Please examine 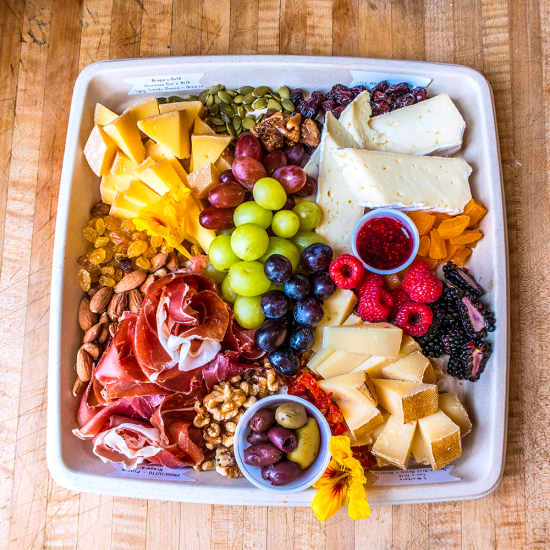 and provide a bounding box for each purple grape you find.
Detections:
[264,254,293,284]
[272,165,306,194]
[284,273,311,300]
[300,243,333,272]
[293,298,324,326]
[289,325,316,353]
[235,134,263,161]
[220,170,239,184]
[283,144,305,166]
[268,347,300,376]
[254,319,288,352]
[261,290,291,318]
[263,150,287,176]
[309,271,337,301]
[295,175,318,197]
[232,156,267,189]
